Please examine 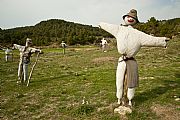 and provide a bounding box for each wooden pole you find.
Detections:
[27,52,40,86]
[63,48,65,54]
